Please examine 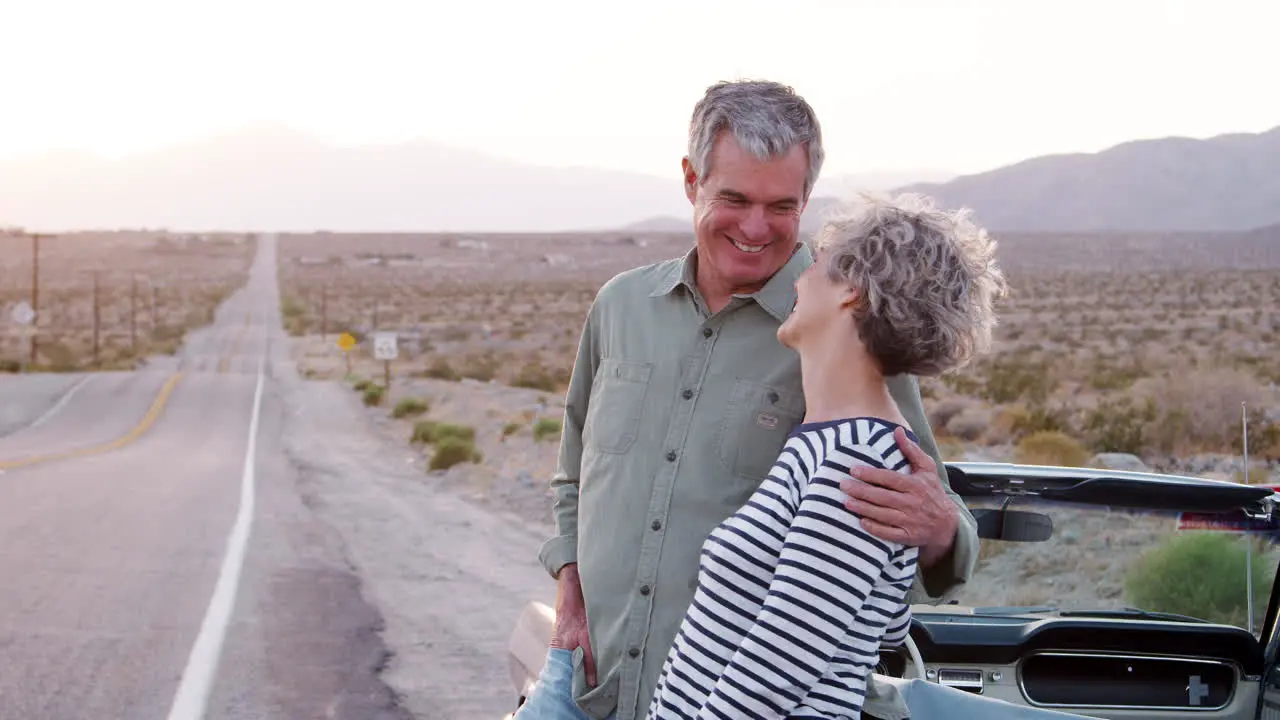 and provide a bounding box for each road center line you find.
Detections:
[10,374,95,437]
[0,373,182,471]
[166,348,265,720]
